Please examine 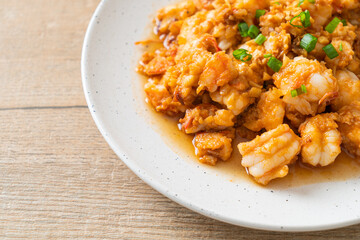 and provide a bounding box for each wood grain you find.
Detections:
[1,0,360,239]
